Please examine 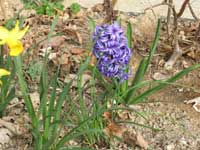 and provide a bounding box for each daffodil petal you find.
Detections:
[7,40,23,56]
[16,25,29,40]
[0,39,6,45]
[10,21,29,40]
[0,26,8,40]
[10,20,20,33]
[0,69,10,77]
